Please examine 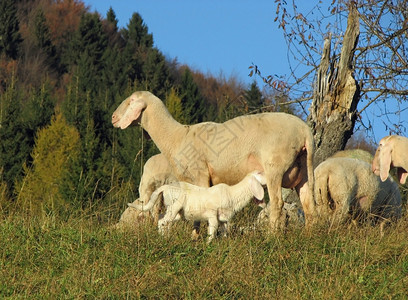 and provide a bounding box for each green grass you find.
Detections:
[2,211,408,299]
